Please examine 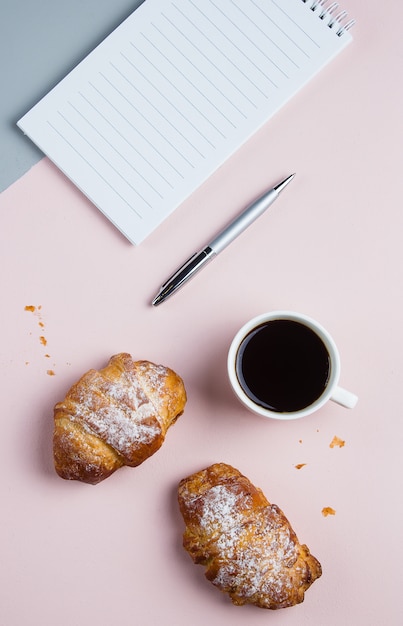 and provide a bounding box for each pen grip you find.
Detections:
[169,248,215,287]
[154,247,216,304]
